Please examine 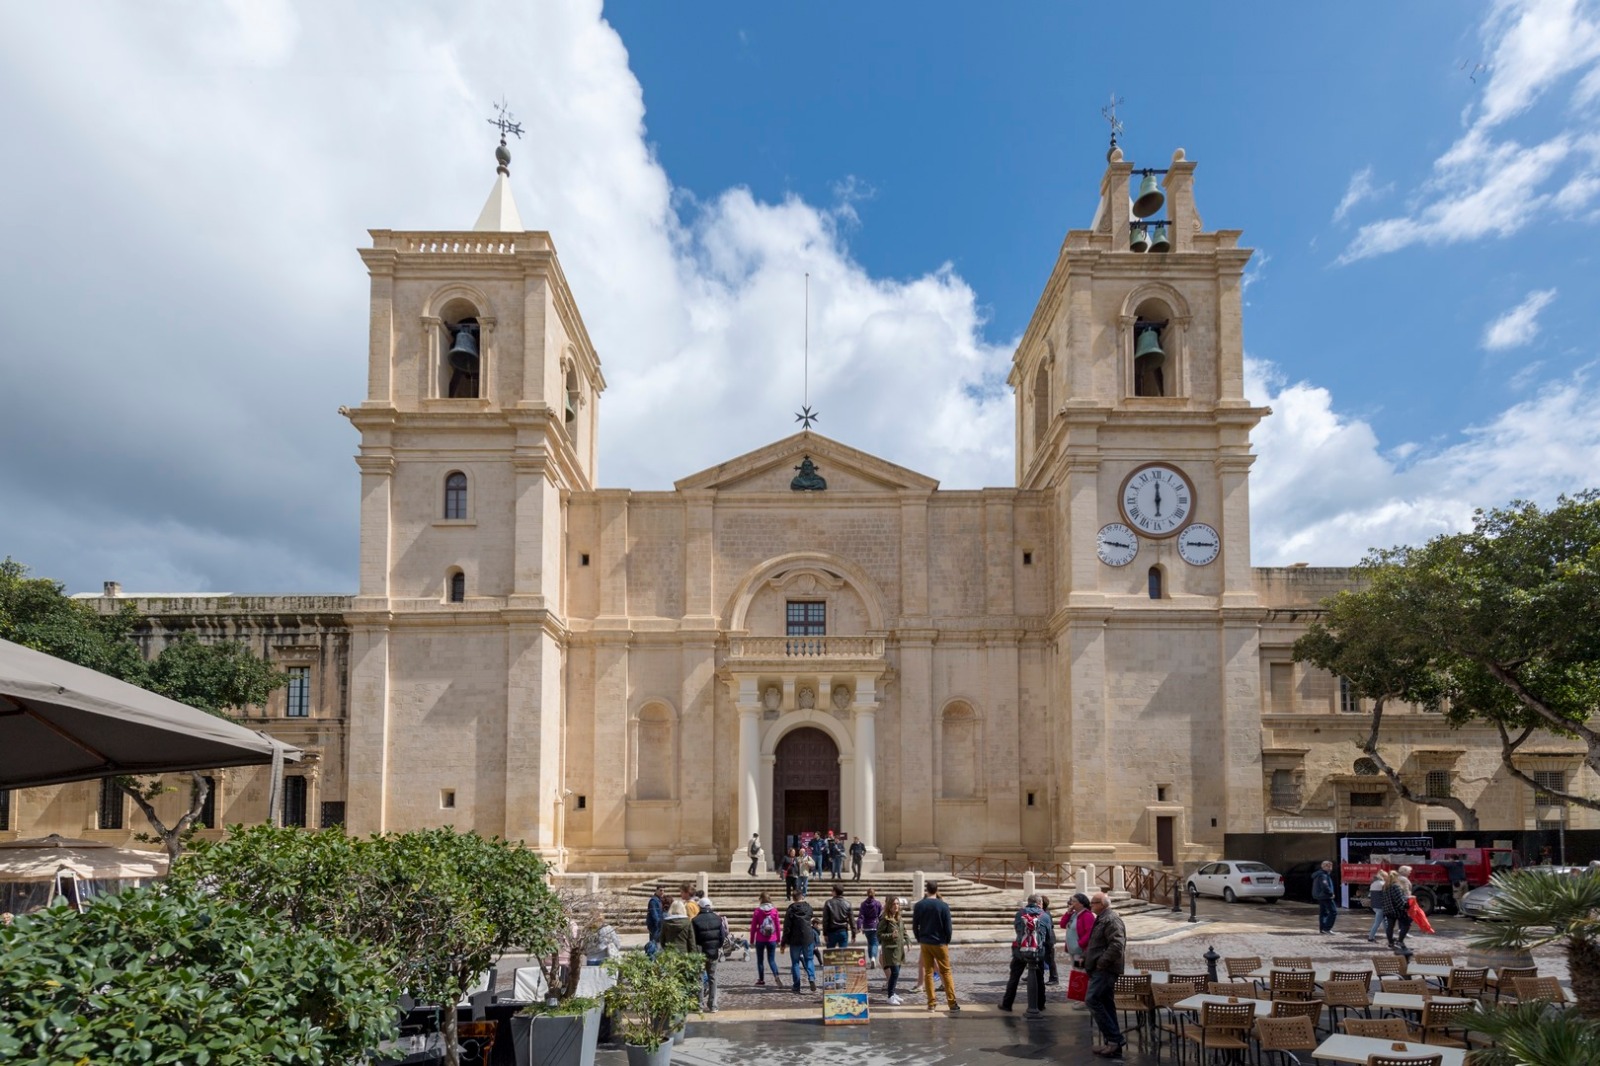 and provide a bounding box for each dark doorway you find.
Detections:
[773,727,840,847]
[1156,816,1175,867]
